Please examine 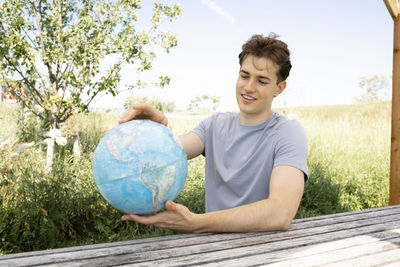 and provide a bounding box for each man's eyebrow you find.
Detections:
[240,69,271,81]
